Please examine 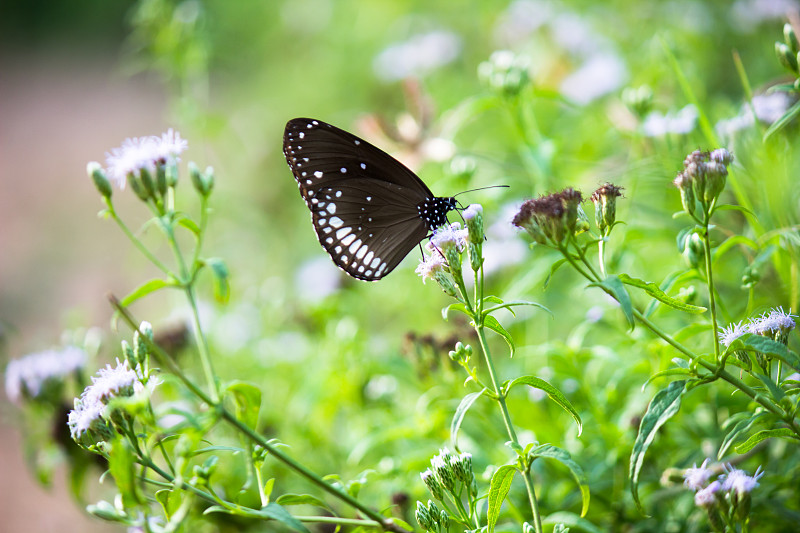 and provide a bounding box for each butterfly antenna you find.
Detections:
[453,184,510,198]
